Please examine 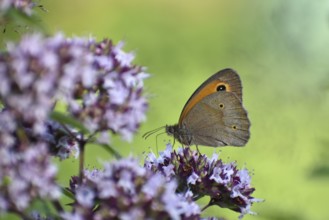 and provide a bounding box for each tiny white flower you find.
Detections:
[163,164,175,179]
[113,41,135,67]
[187,172,199,185]
[117,170,135,194]
[76,186,95,208]
[95,55,113,71]
[142,174,163,197]
[98,181,118,198]
[61,212,83,220]
[209,167,223,183]
[209,152,219,164]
